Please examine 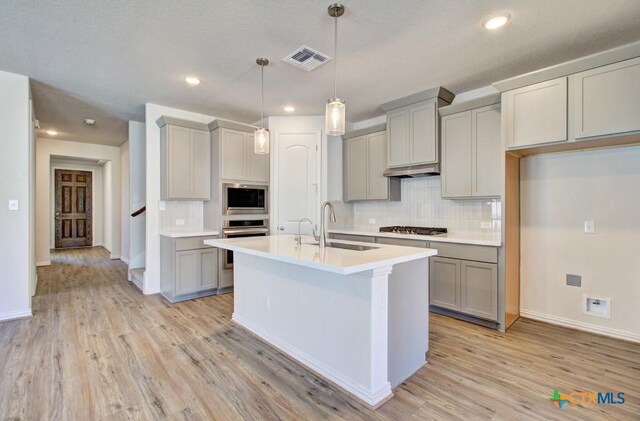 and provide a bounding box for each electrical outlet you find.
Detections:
[8,199,19,211]
[480,221,492,229]
[159,201,166,211]
[584,220,596,234]
[175,219,185,226]
[368,218,376,225]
